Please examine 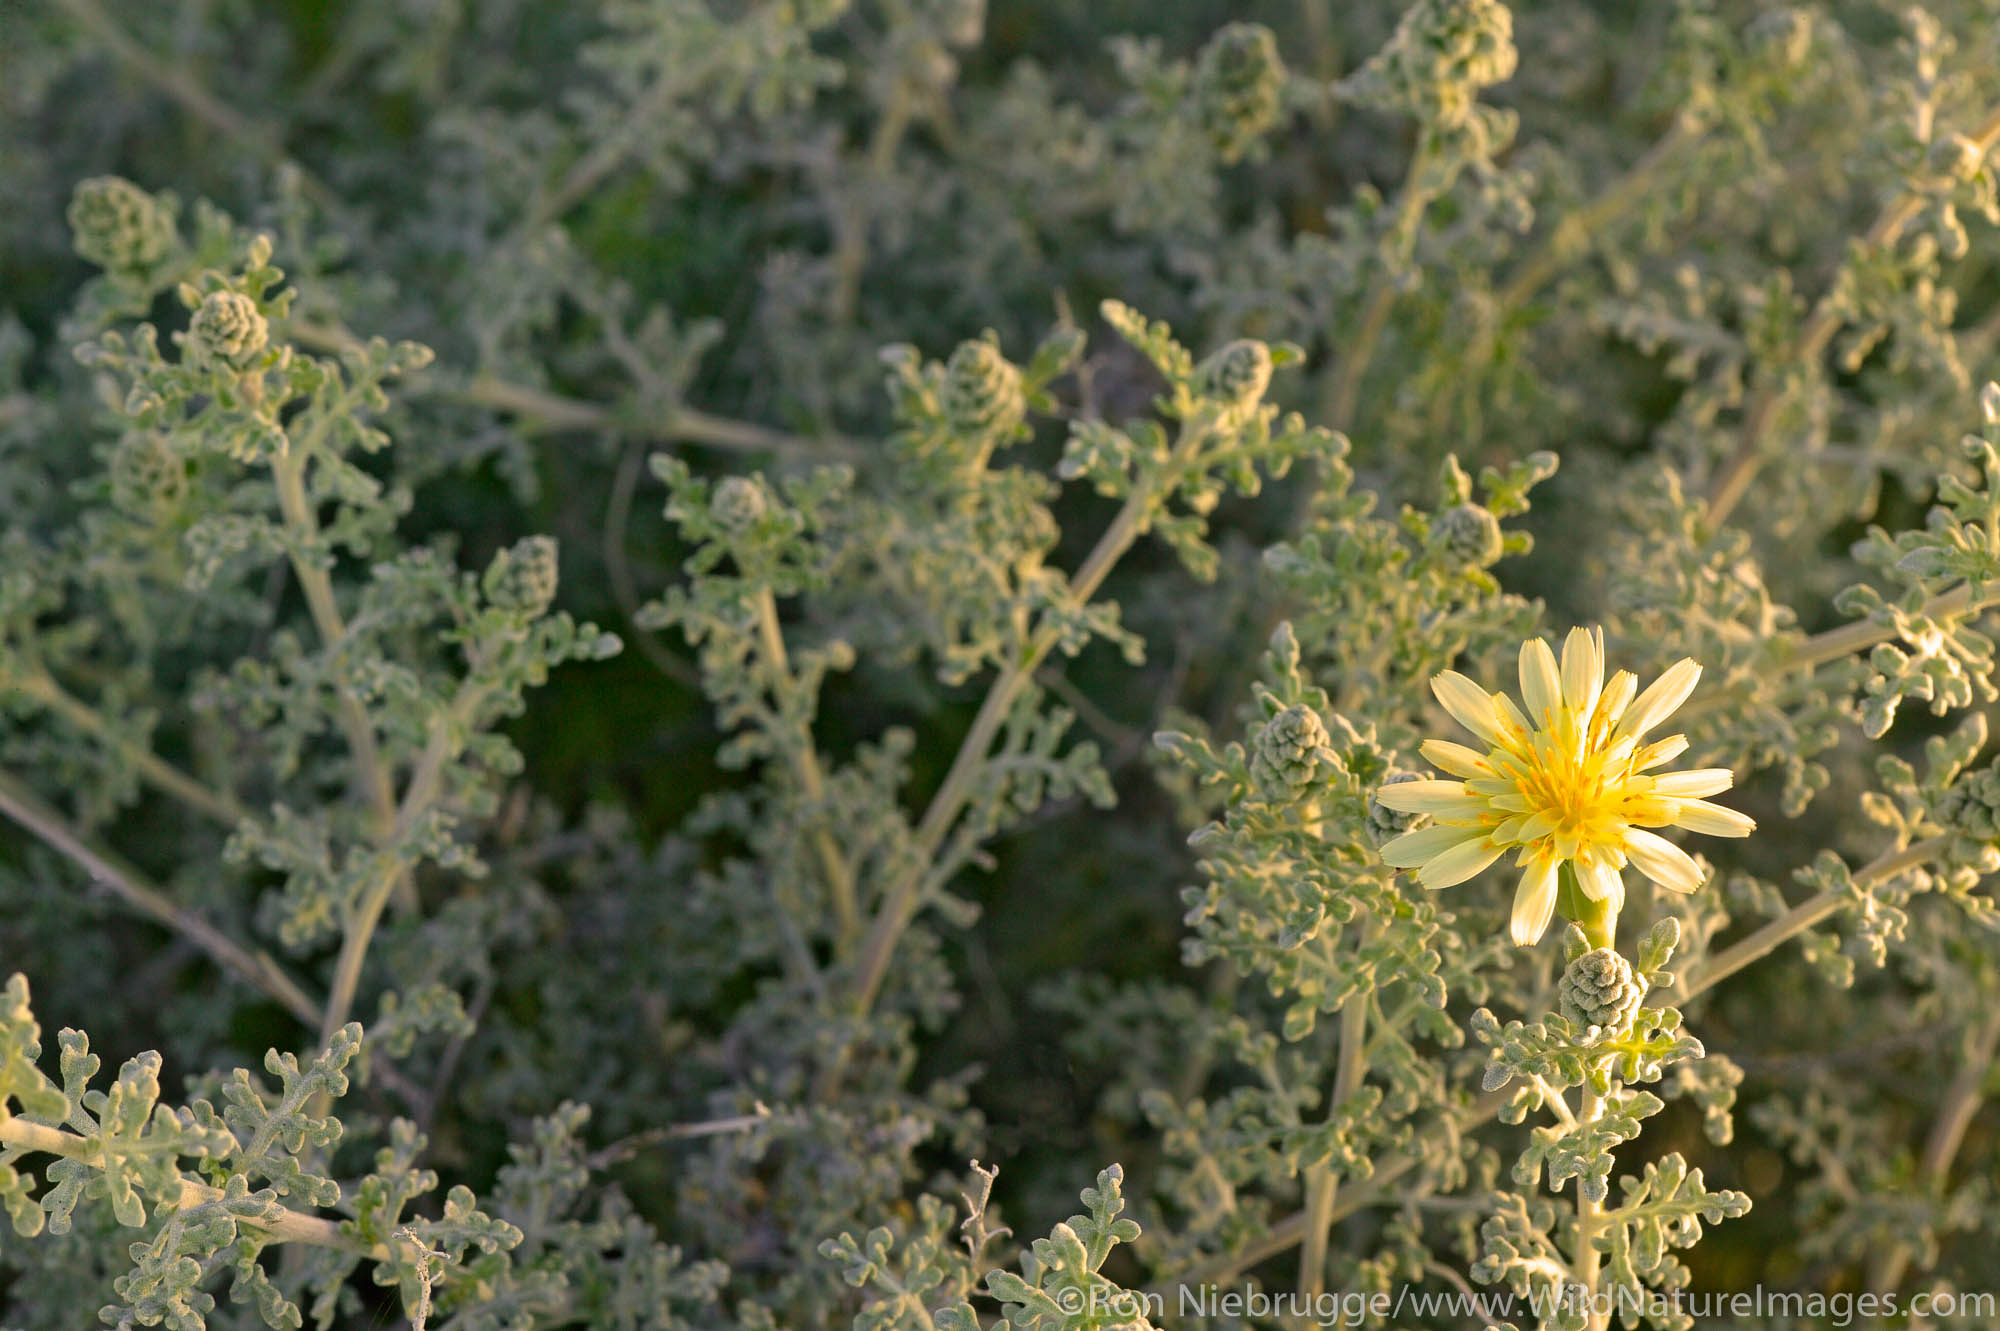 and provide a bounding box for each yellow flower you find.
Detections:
[1374,628,1754,945]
